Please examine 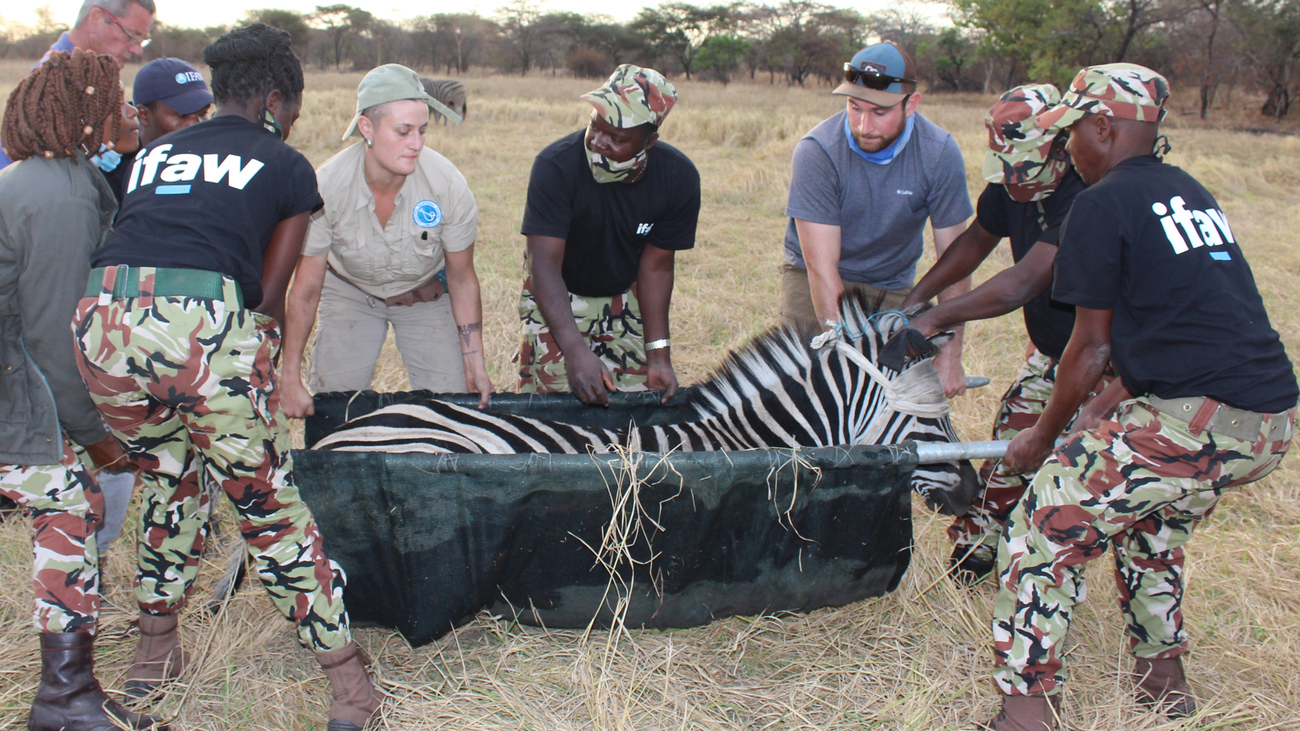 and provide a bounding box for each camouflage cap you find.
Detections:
[1036,63,1170,132]
[982,84,1070,202]
[581,64,677,129]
